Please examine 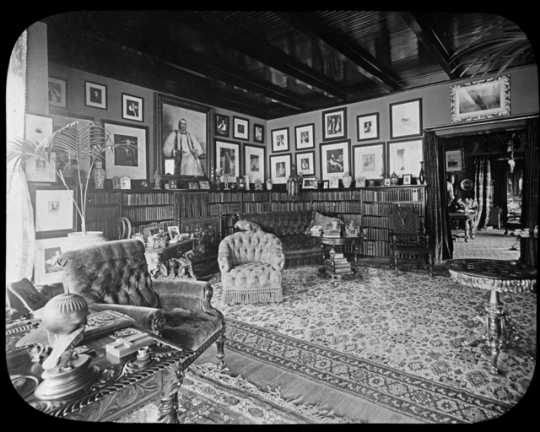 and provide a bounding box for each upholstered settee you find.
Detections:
[56,239,226,362]
[218,230,285,304]
[234,210,342,269]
